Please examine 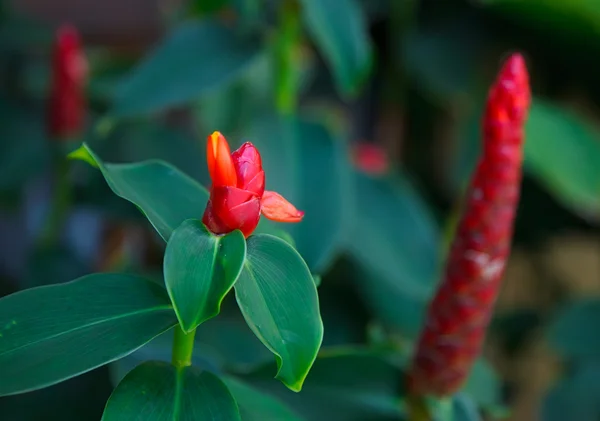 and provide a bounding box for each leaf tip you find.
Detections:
[68,144,98,168]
